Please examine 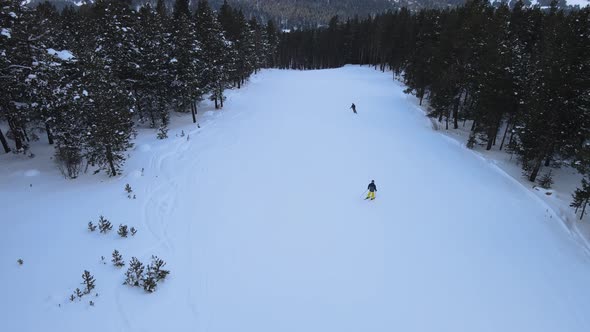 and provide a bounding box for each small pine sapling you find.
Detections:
[88,221,97,232]
[180,130,185,137]
[98,215,112,233]
[112,250,124,267]
[81,270,95,295]
[571,177,590,220]
[69,294,75,302]
[101,256,106,265]
[118,224,128,238]
[466,134,476,149]
[125,183,132,194]
[17,259,23,265]
[130,227,137,236]
[142,266,157,293]
[124,257,144,287]
[157,127,168,139]
[89,300,95,306]
[538,170,554,189]
[75,288,83,298]
[149,256,170,282]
